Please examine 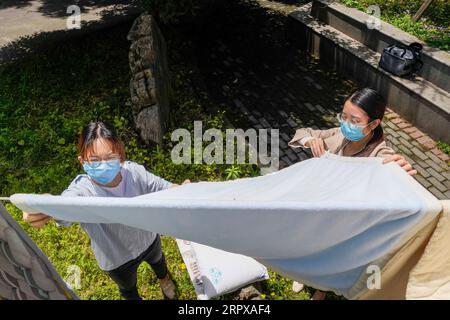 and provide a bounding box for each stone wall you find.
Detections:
[128,14,171,146]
